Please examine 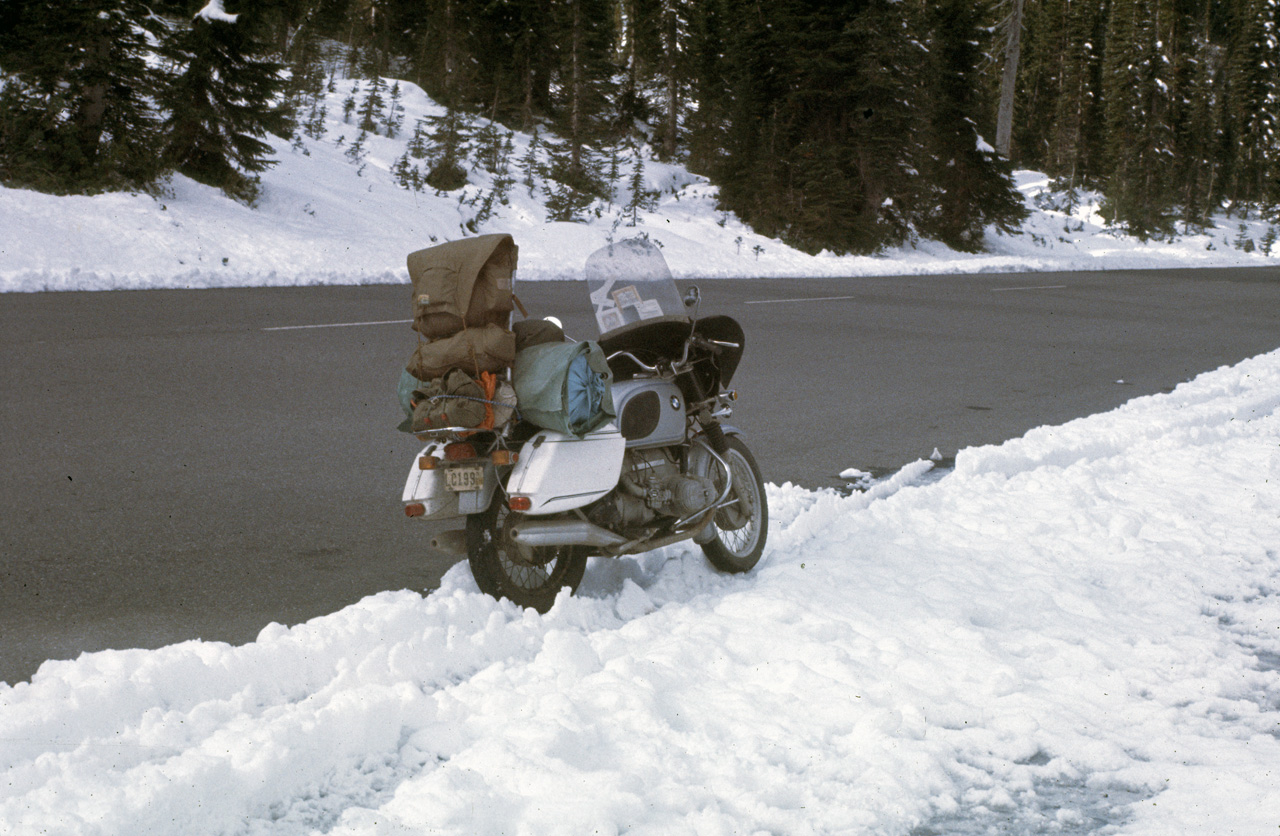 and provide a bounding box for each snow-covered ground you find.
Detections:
[2,346,1279,834]
[1,77,1276,293]
[3,75,1278,834]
